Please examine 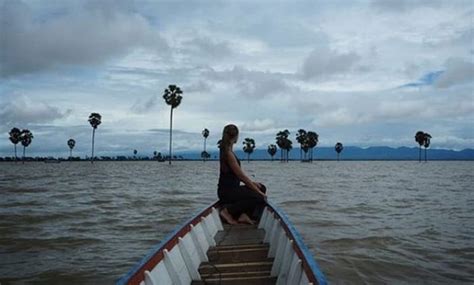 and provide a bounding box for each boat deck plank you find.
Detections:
[192,223,276,285]
[214,224,266,246]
